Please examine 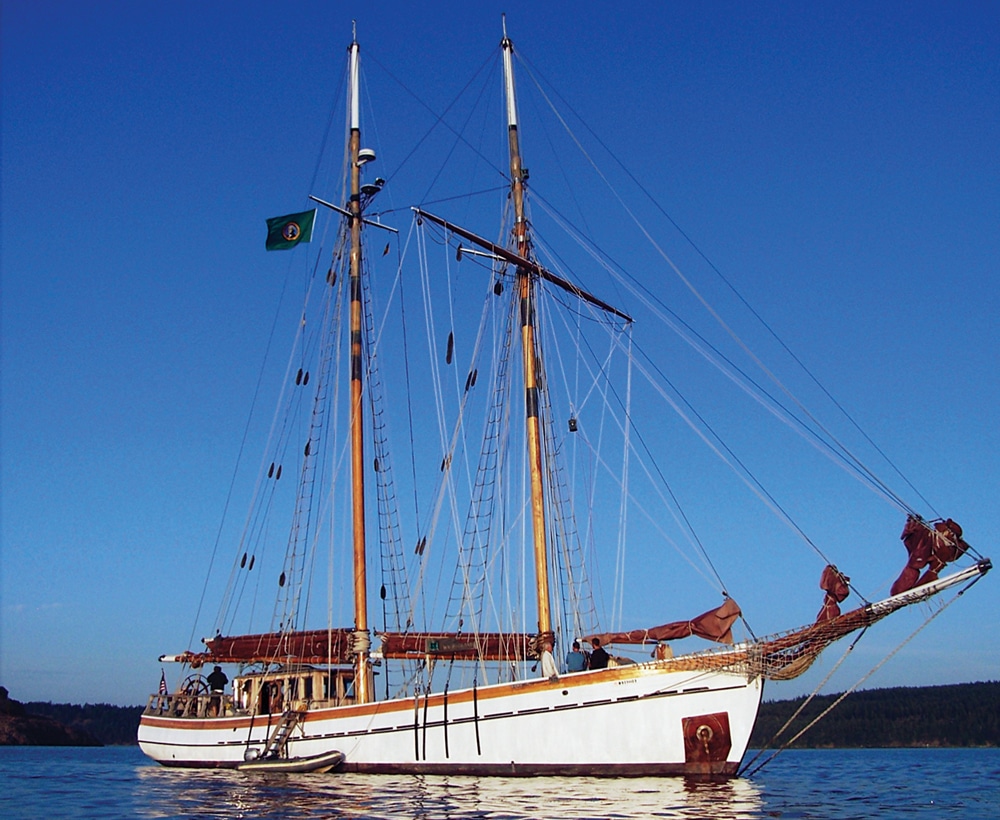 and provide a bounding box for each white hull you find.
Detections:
[139,662,763,776]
